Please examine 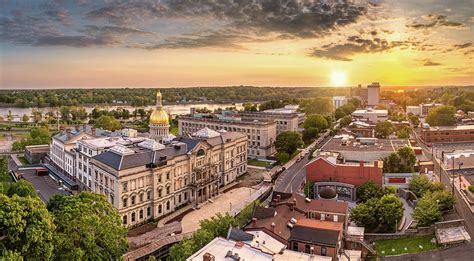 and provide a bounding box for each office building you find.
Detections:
[367,82,380,106]
[179,110,276,158]
[238,111,300,134]
[420,125,474,143]
[351,108,388,123]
